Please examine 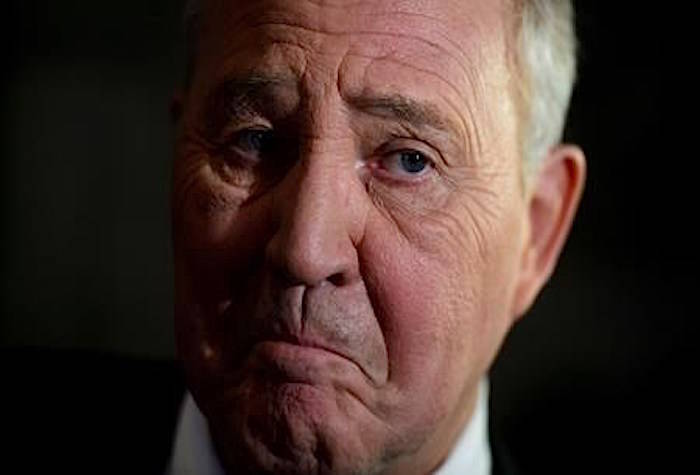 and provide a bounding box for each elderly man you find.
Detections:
[167,0,585,473]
